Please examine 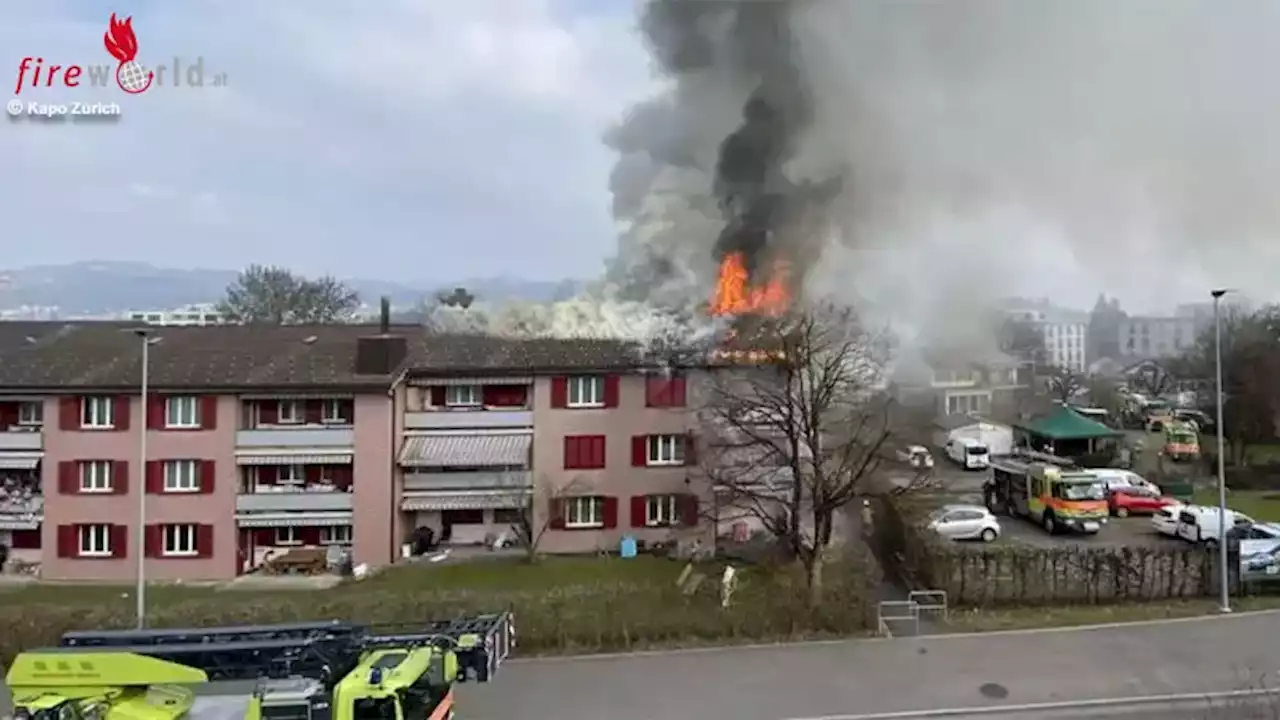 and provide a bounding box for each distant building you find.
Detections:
[126,303,226,326]
[1117,315,1204,359]
[1003,301,1088,374]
